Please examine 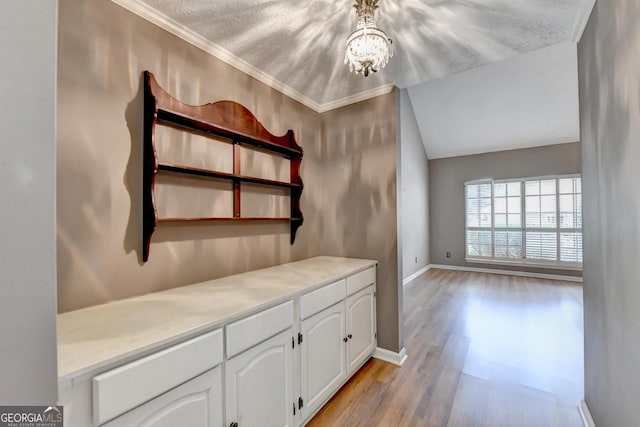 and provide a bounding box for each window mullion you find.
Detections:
[556,178,561,262]
[521,180,526,261]
[491,181,495,258]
